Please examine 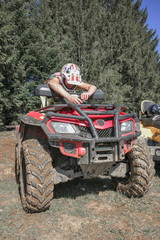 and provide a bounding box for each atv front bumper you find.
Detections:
[41,109,141,164]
